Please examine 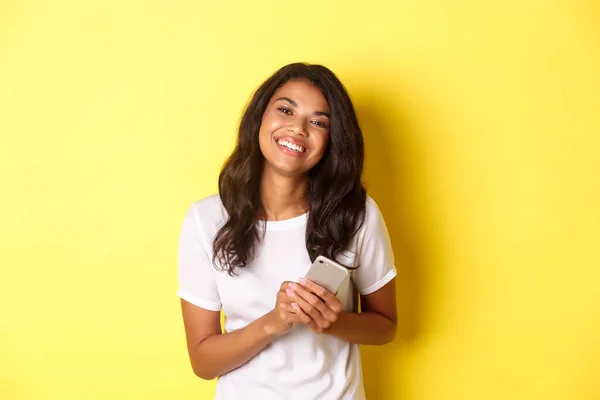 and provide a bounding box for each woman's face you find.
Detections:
[258,80,330,178]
